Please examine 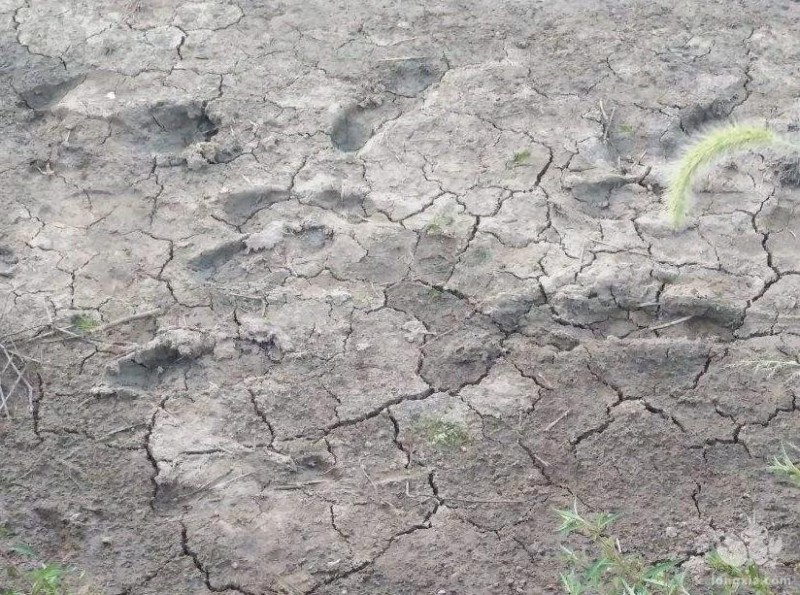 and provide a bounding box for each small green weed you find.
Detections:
[427,286,444,300]
[664,124,797,228]
[7,543,36,558]
[70,314,98,333]
[508,149,532,168]
[699,452,800,594]
[706,550,774,595]
[423,213,456,237]
[28,564,65,595]
[555,458,798,595]
[768,446,800,487]
[2,563,66,595]
[471,246,492,263]
[555,503,690,595]
[416,418,470,448]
